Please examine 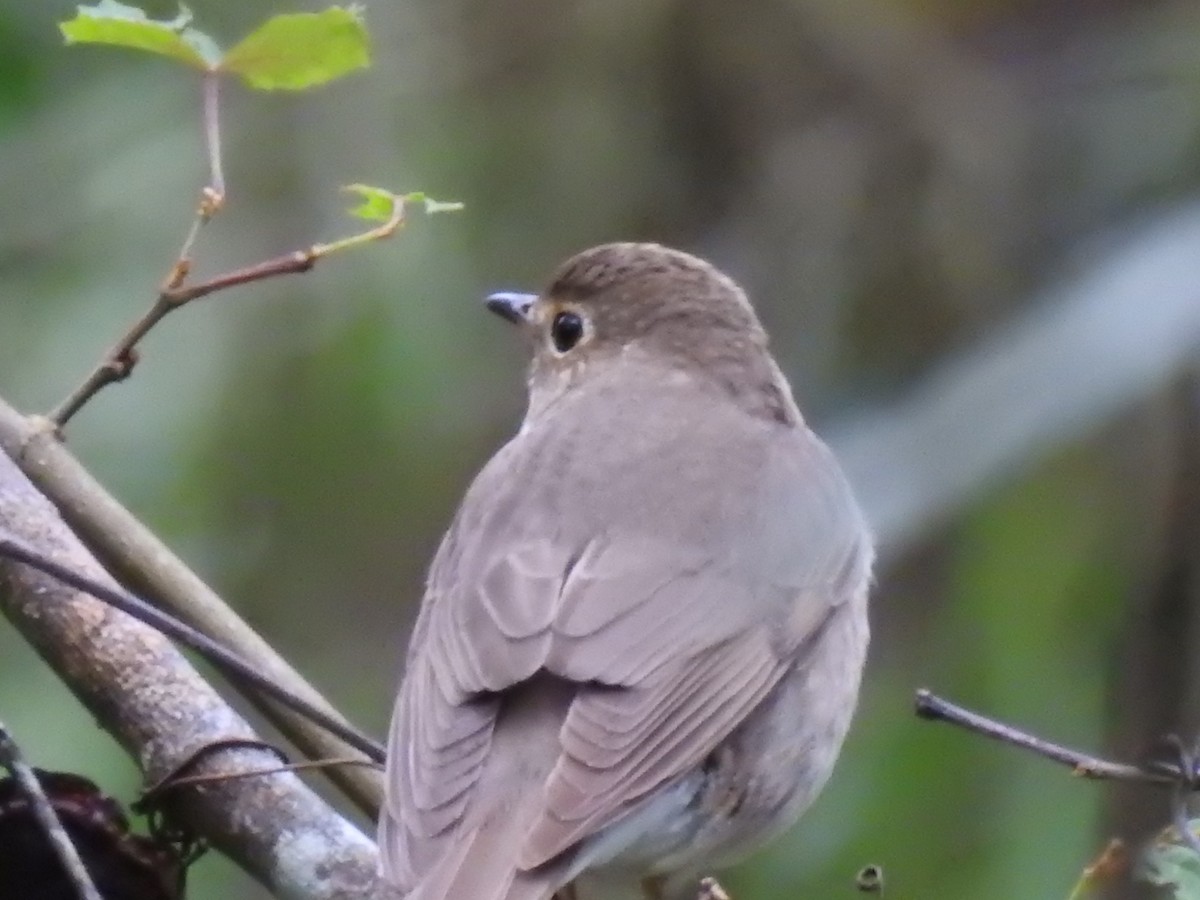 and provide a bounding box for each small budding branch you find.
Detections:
[50,1,462,429]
